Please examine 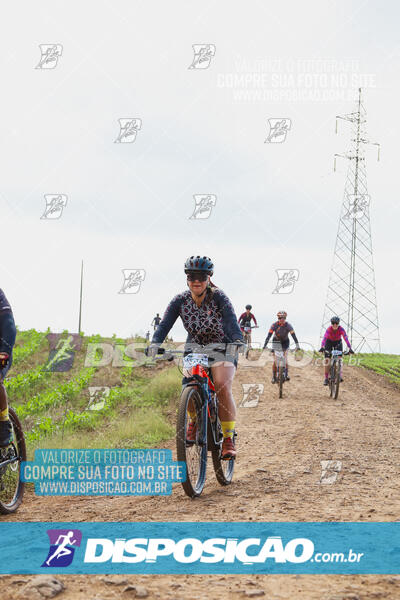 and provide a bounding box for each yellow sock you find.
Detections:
[0,407,9,421]
[221,420,235,439]
[187,409,196,422]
